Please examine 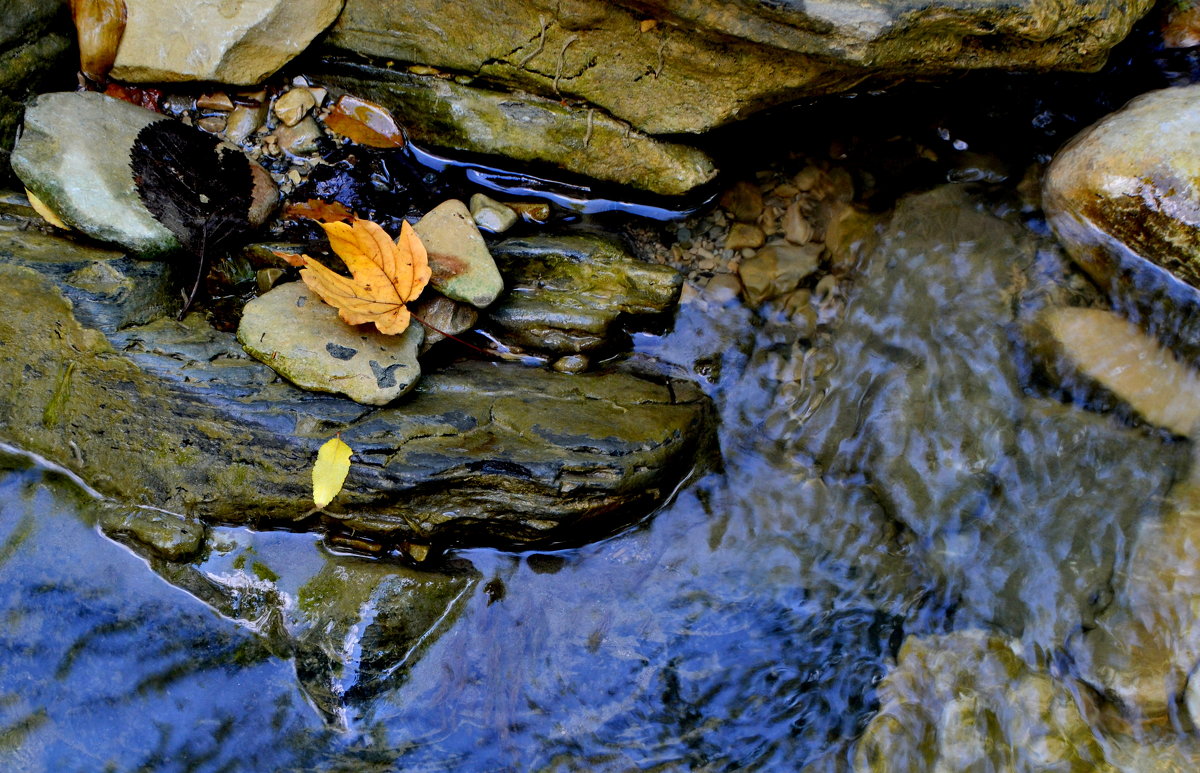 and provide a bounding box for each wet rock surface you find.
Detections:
[324,0,1152,134]
[1044,83,1200,366]
[0,0,70,177]
[488,233,682,354]
[856,630,1115,772]
[0,213,713,550]
[318,62,718,195]
[238,281,425,406]
[111,0,346,85]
